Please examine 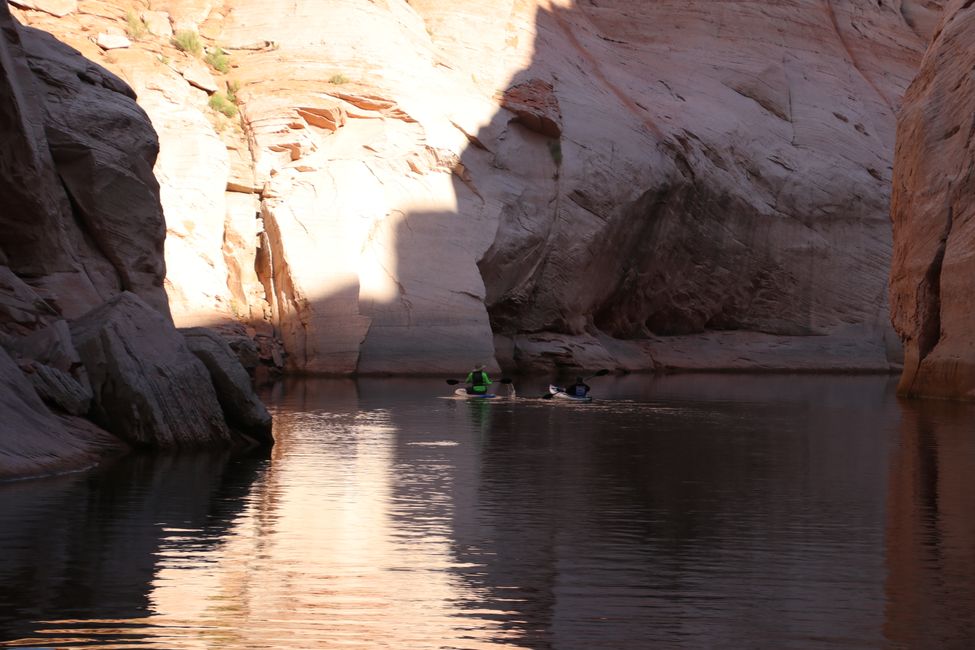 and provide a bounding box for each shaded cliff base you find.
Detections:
[496,327,904,376]
[0,292,274,482]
